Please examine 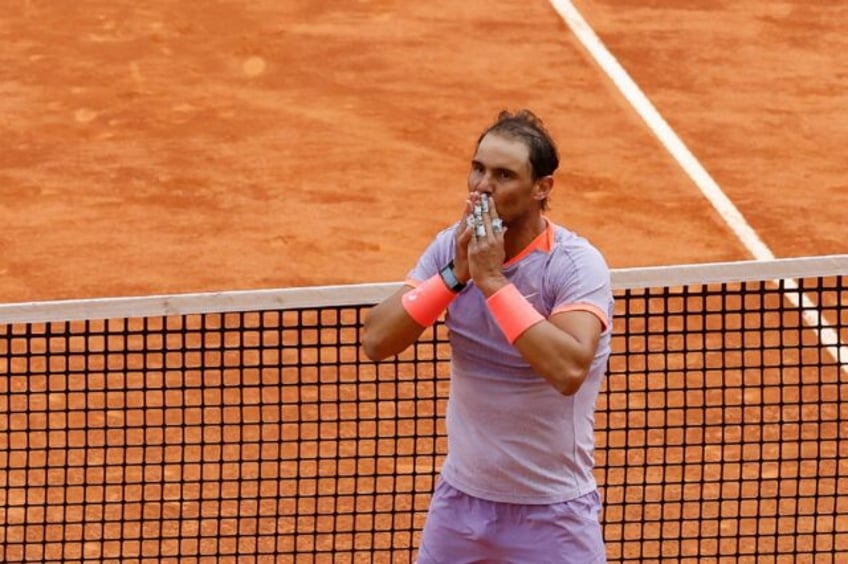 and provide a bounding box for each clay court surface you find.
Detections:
[1,1,847,563]
[1,0,845,303]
